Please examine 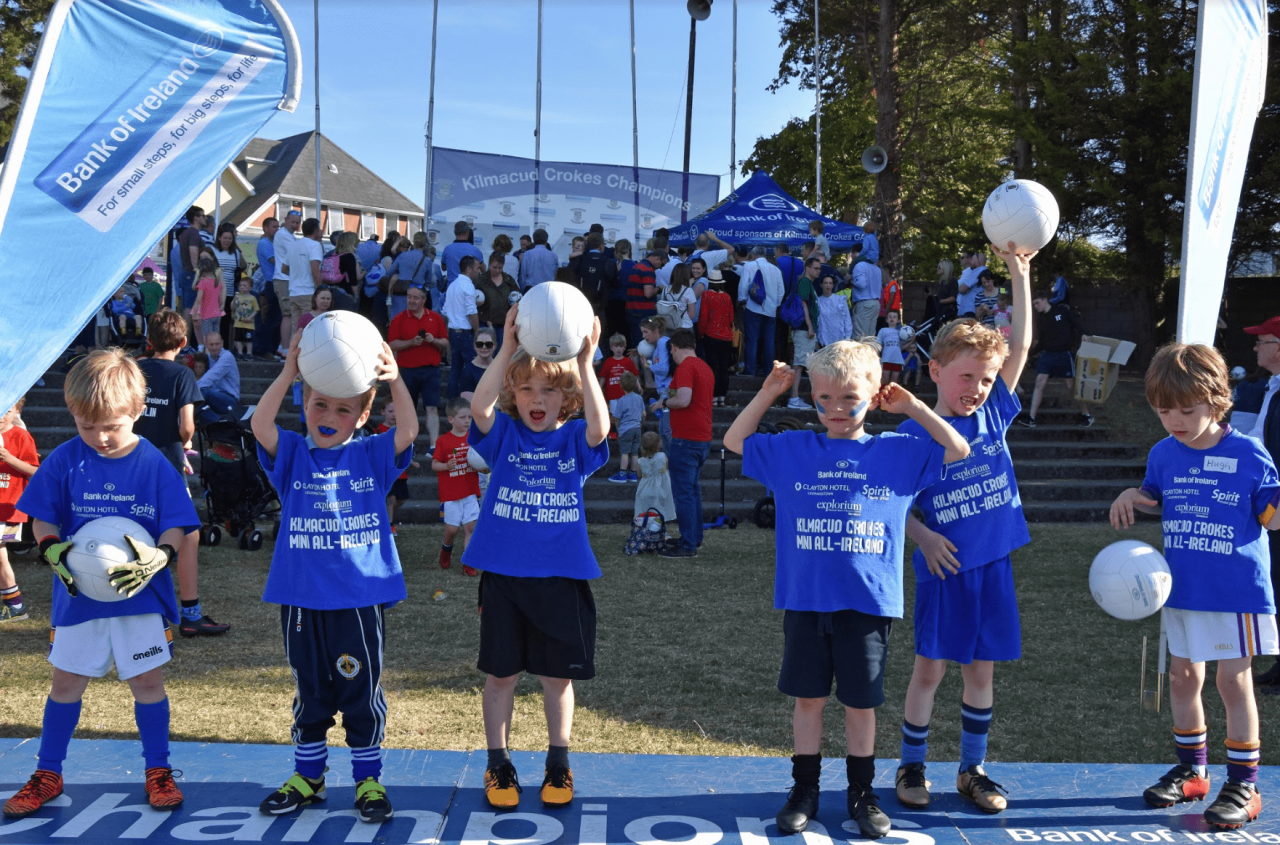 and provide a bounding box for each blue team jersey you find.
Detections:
[18,438,198,626]
[742,430,945,616]
[899,378,1030,581]
[1143,427,1278,614]
[463,413,610,579]
[259,428,411,609]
